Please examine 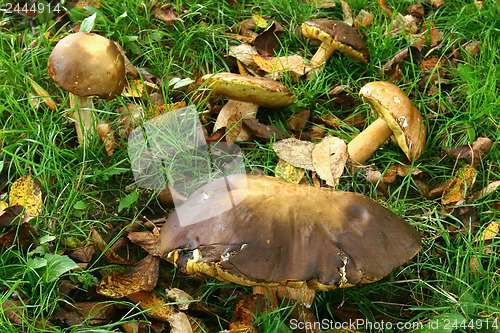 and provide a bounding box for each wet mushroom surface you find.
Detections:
[158,174,421,291]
